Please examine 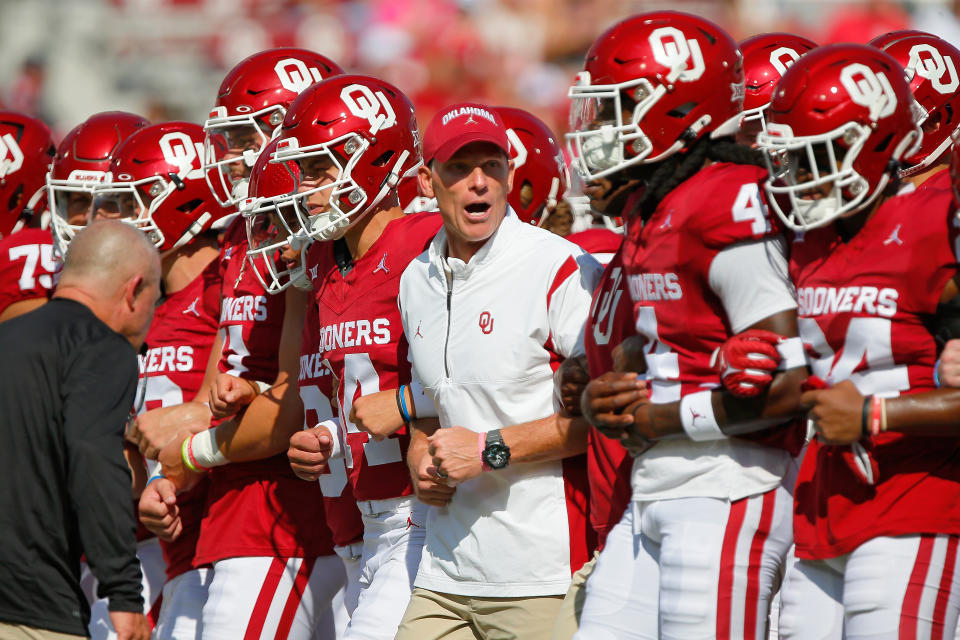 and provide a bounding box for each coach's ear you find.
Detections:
[418,164,436,199]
